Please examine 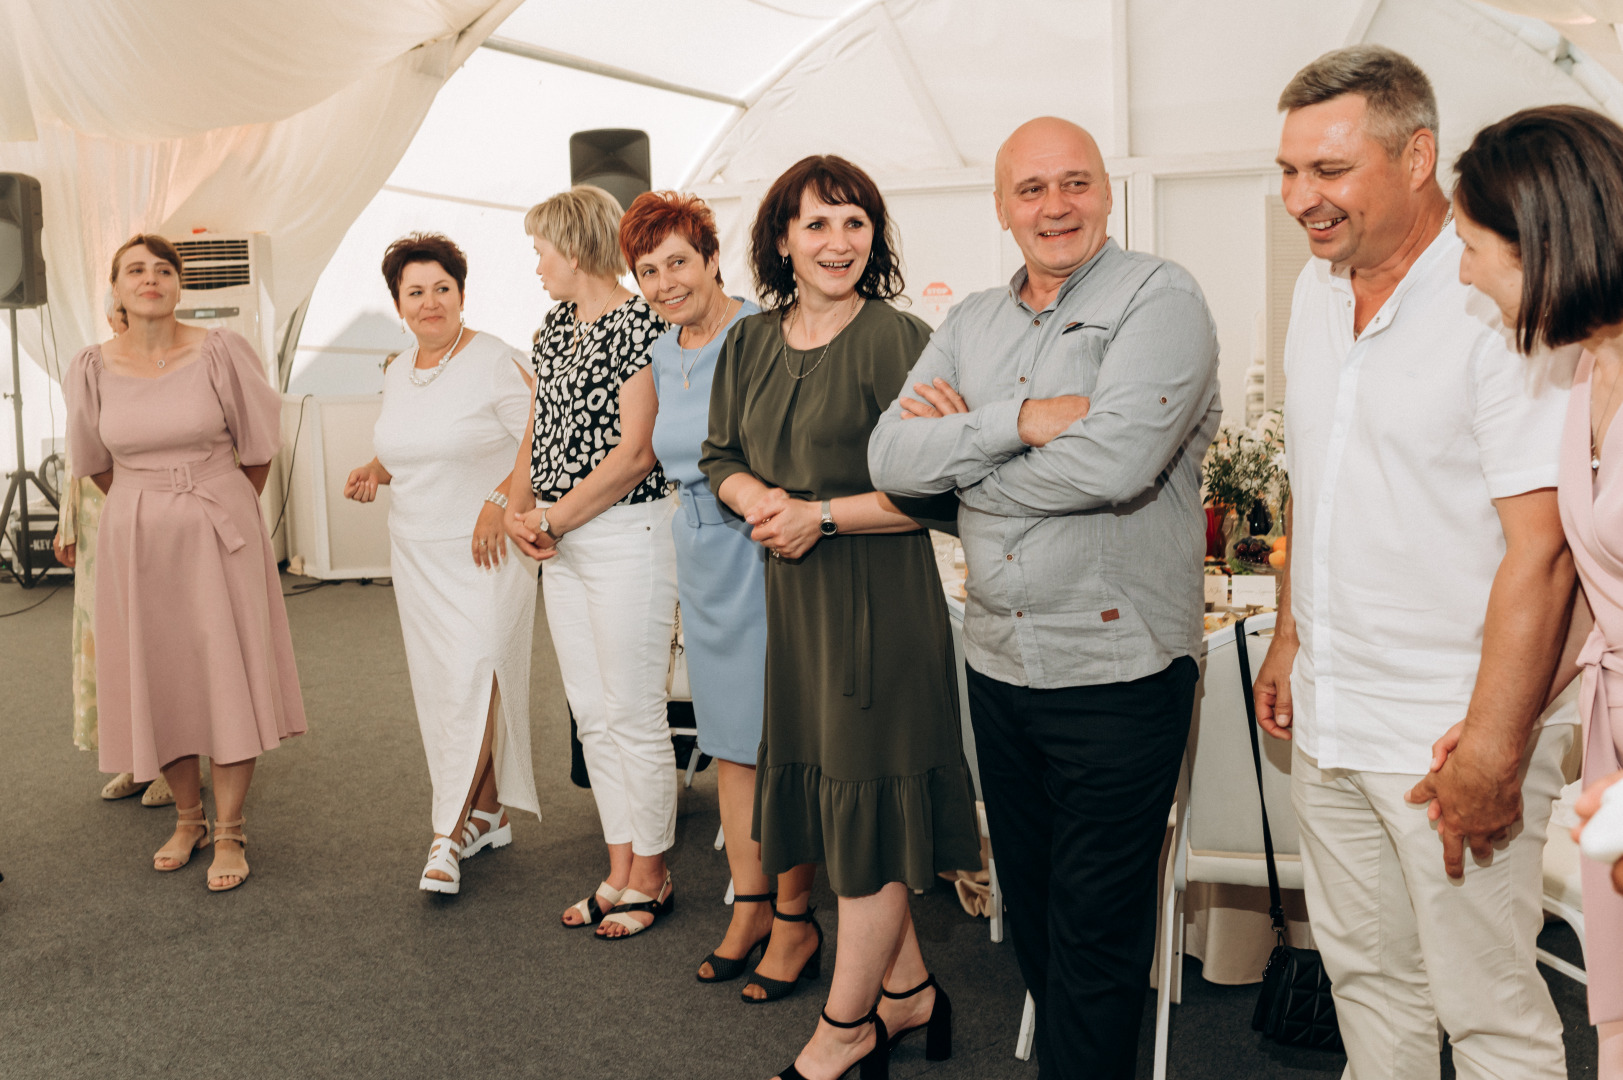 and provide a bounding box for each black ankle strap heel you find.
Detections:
[771,1007,890,1080]
[880,973,952,1061]
[742,906,823,1004]
[696,893,776,984]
